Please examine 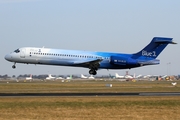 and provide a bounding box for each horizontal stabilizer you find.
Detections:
[153,37,177,44]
